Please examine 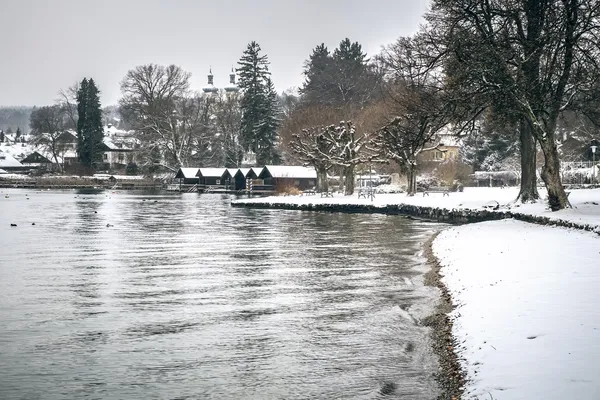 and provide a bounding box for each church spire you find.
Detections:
[225,67,239,93]
[203,67,218,94]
